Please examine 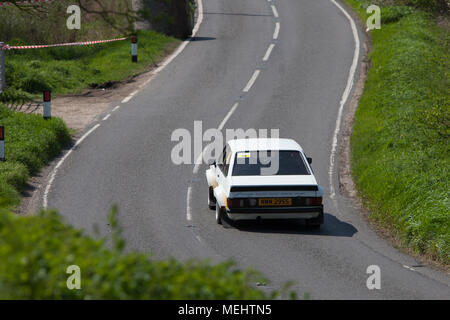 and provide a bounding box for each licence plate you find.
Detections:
[258,198,292,206]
